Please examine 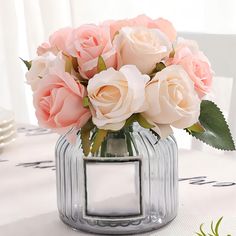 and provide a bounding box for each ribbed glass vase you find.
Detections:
[55,124,178,235]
